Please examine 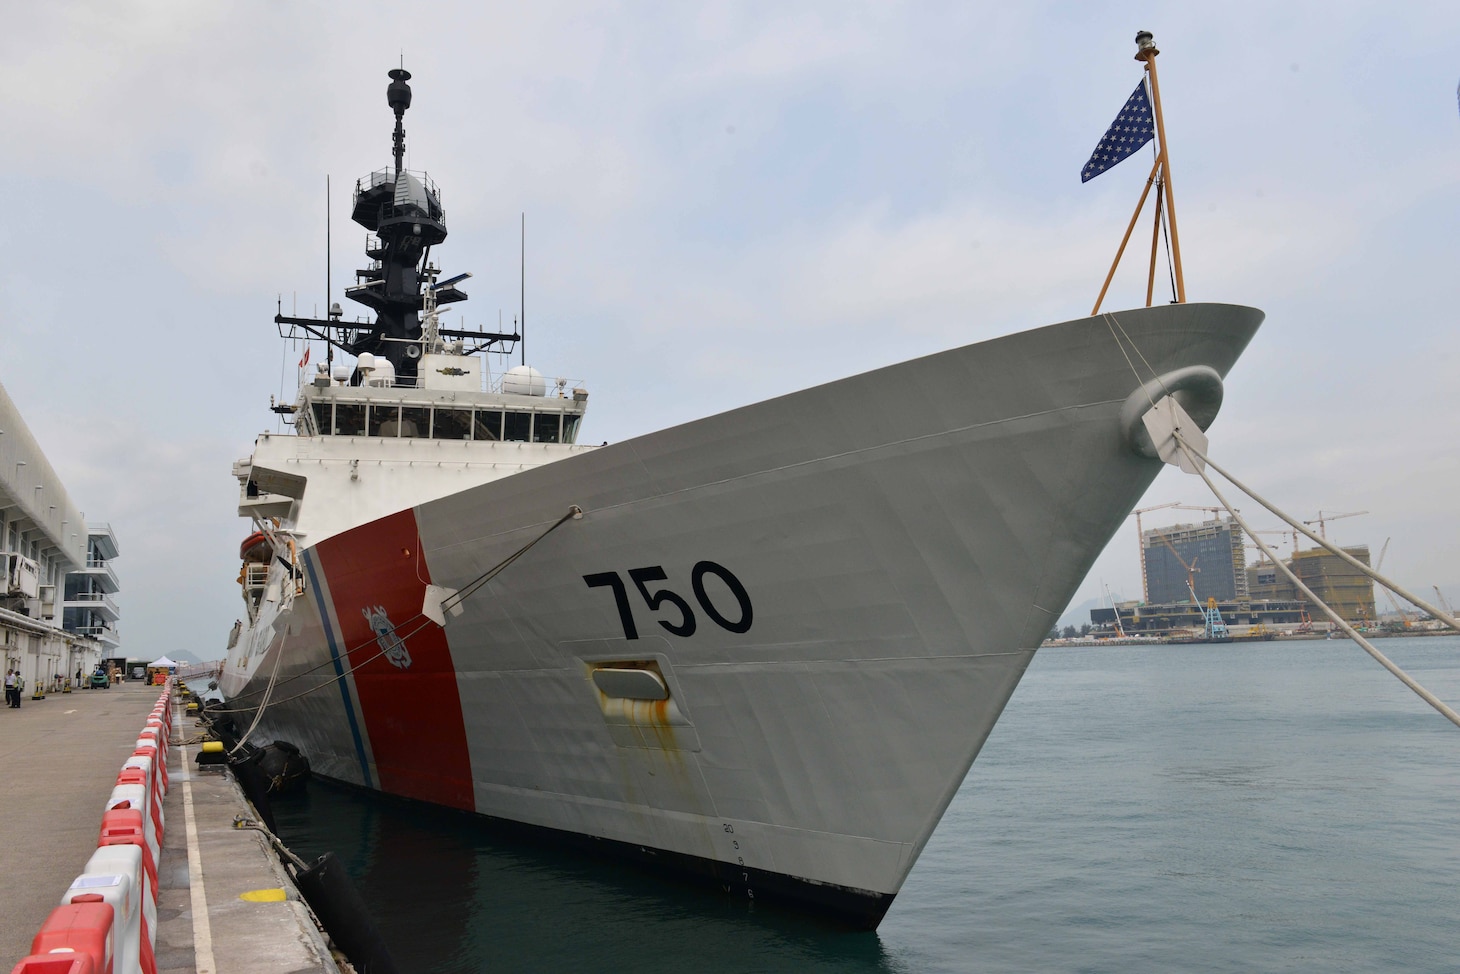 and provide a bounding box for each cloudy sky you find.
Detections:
[2,2,1456,658]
